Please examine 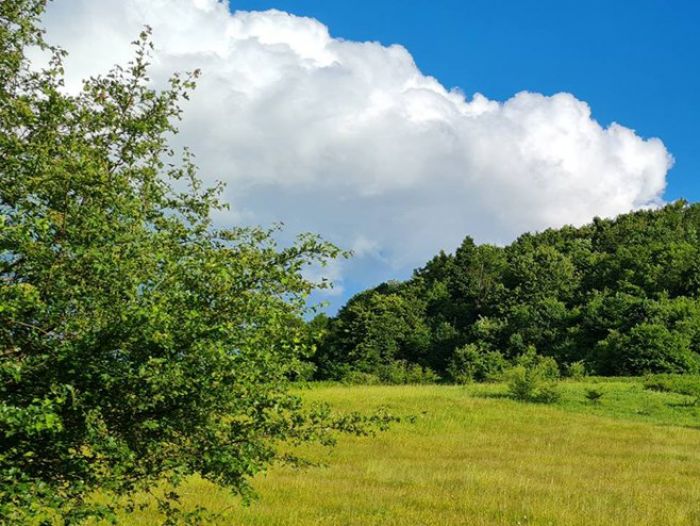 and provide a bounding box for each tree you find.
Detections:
[446,343,507,383]
[314,282,432,380]
[1,3,386,522]
[590,296,700,375]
